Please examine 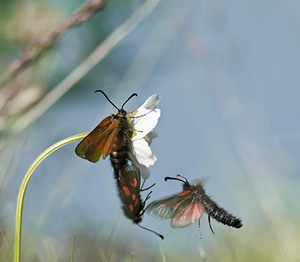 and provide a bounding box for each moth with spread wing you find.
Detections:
[75,90,136,163]
[75,91,162,238]
[146,175,242,237]
[75,90,161,180]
